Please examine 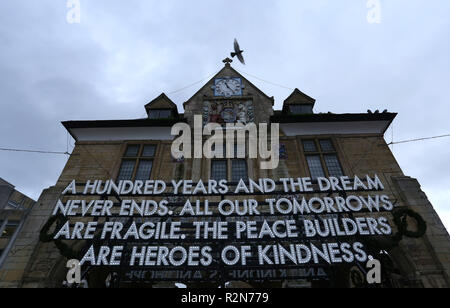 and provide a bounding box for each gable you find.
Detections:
[182,61,274,125]
[283,88,316,106]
